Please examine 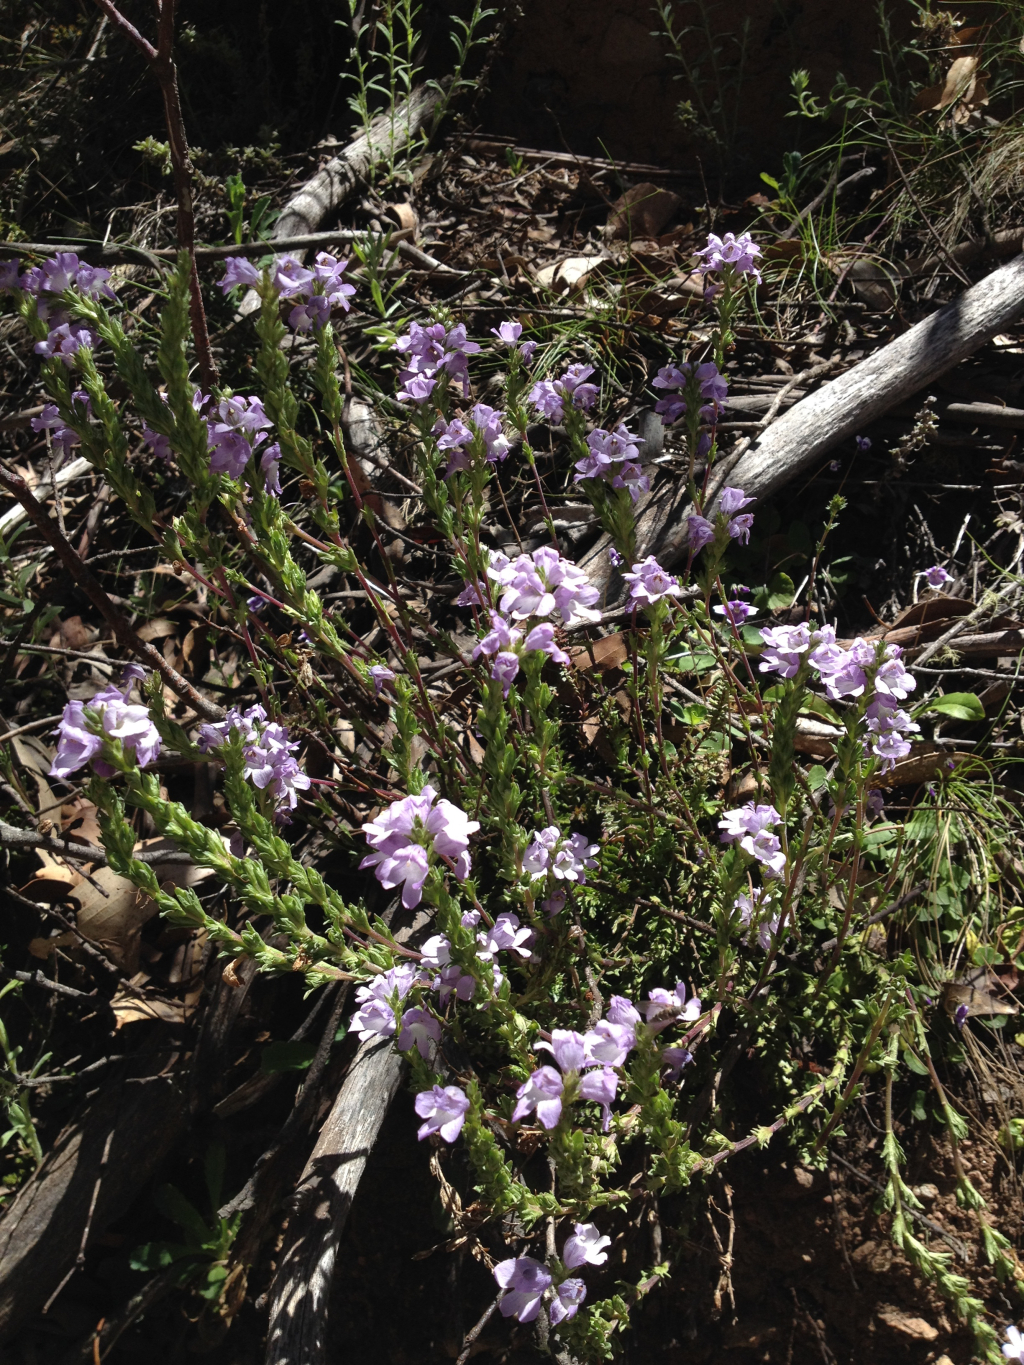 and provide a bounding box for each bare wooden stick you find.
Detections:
[0,462,224,720]
[90,0,216,387]
[581,249,1024,593]
[264,1036,405,1365]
